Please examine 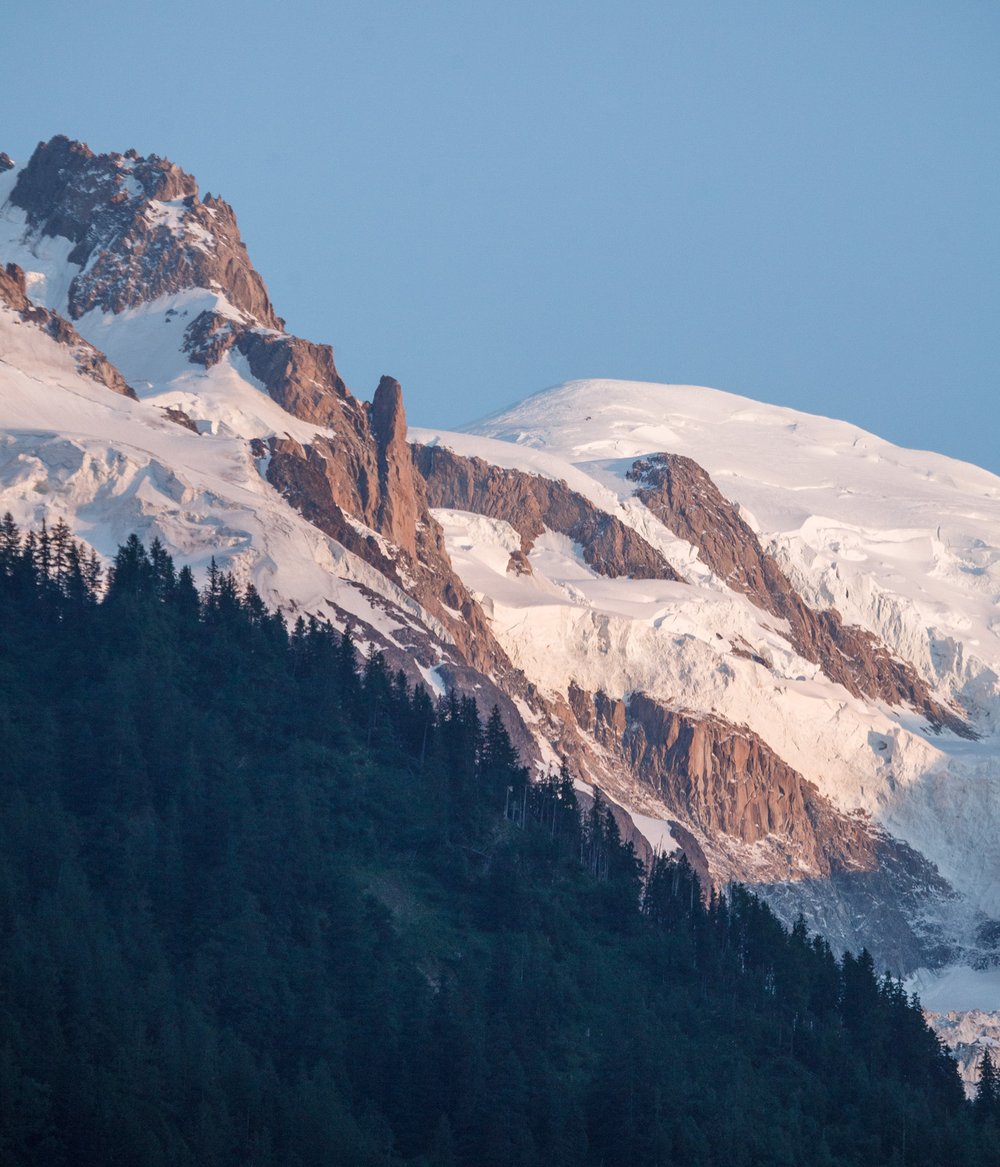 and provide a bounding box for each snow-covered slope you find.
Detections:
[470,378,1000,733]
[0,297,451,648]
[0,144,470,671]
[0,152,316,444]
[0,135,537,753]
[413,379,1000,1010]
